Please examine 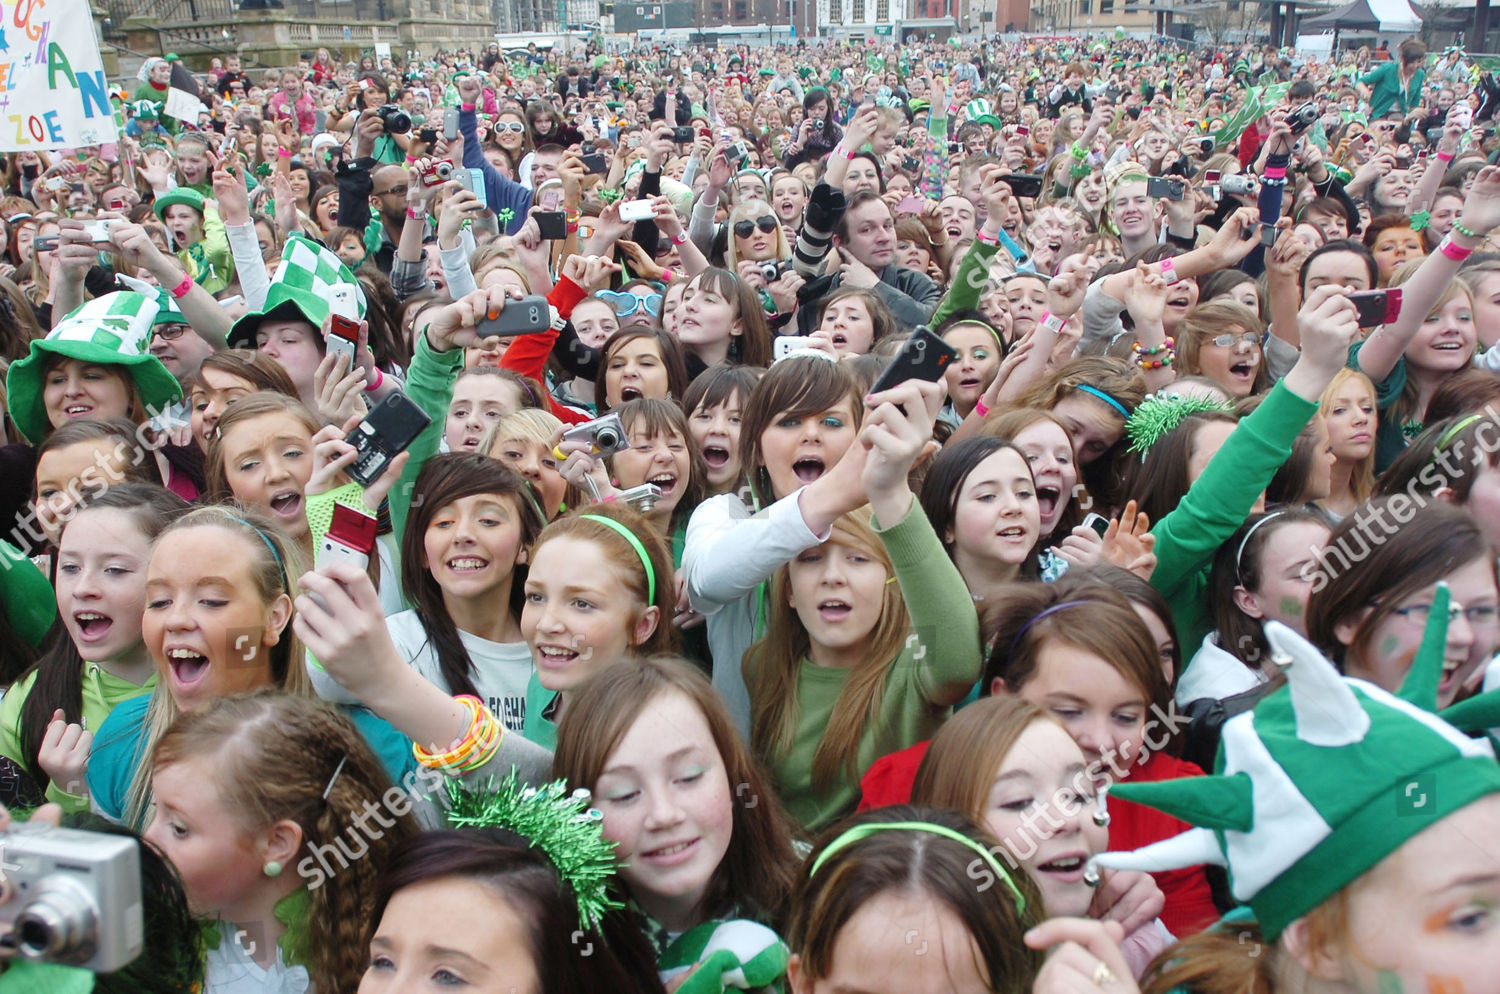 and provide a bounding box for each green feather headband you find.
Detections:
[1125,394,1233,454]
[445,772,623,931]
